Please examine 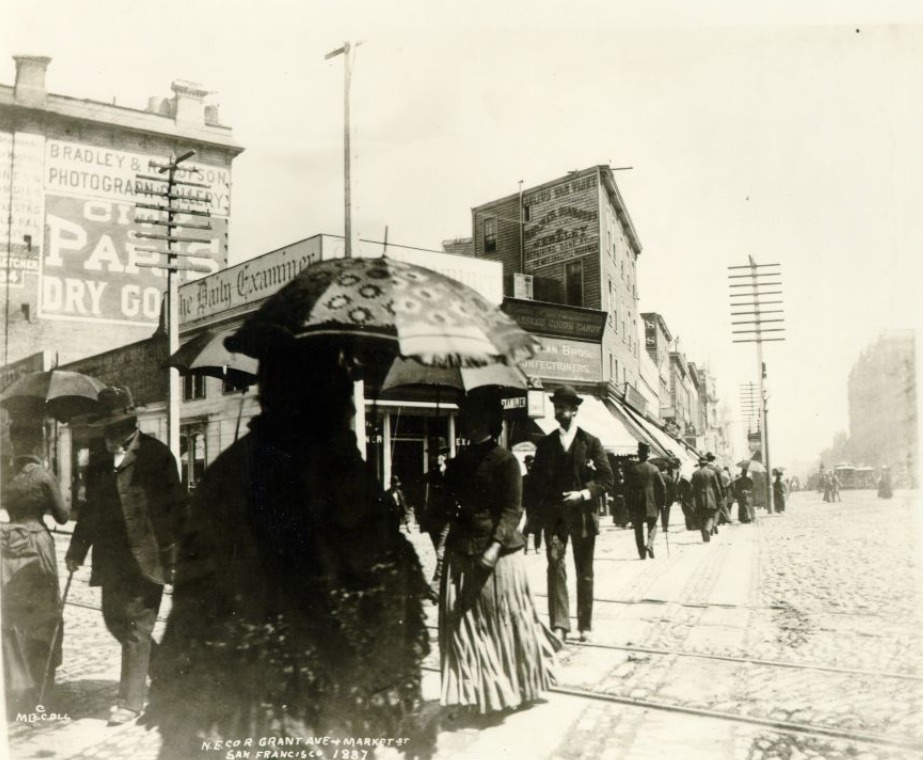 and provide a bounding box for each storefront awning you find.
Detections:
[618,403,700,473]
[535,394,641,455]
